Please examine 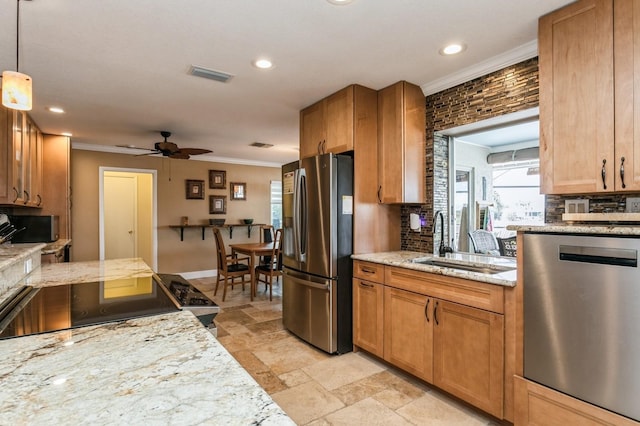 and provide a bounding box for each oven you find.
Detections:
[523,232,640,422]
[0,274,218,340]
